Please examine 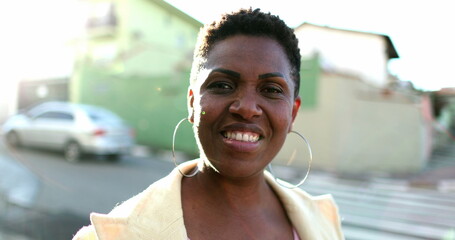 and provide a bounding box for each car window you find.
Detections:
[84,107,123,124]
[34,111,74,121]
